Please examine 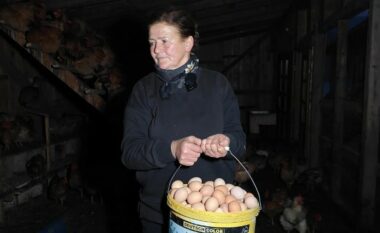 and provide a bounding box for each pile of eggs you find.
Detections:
[169,177,259,213]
